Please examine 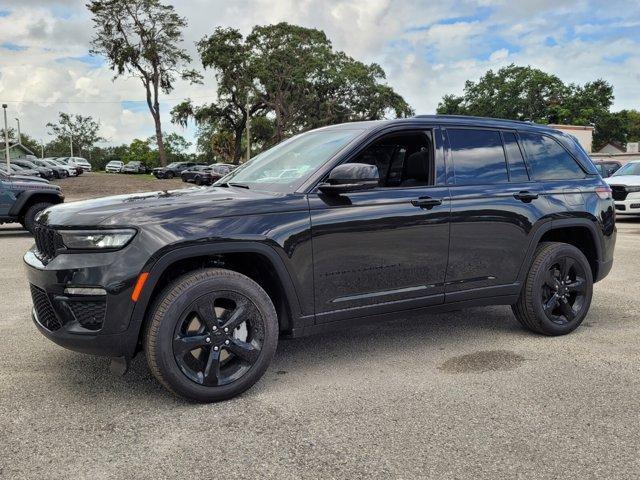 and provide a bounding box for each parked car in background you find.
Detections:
[2,163,42,178]
[152,161,199,179]
[1,171,63,233]
[11,159,54,180]
[24,116,616,402]
[105,160,124,173]
[122,161,148,174]
[180,164,233,185]
[54,158,83,175]
[605,160,640,215]
[0,166,50,184]
[593,160,622,178]
[65,157,92,172]
[34,159,69,179]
